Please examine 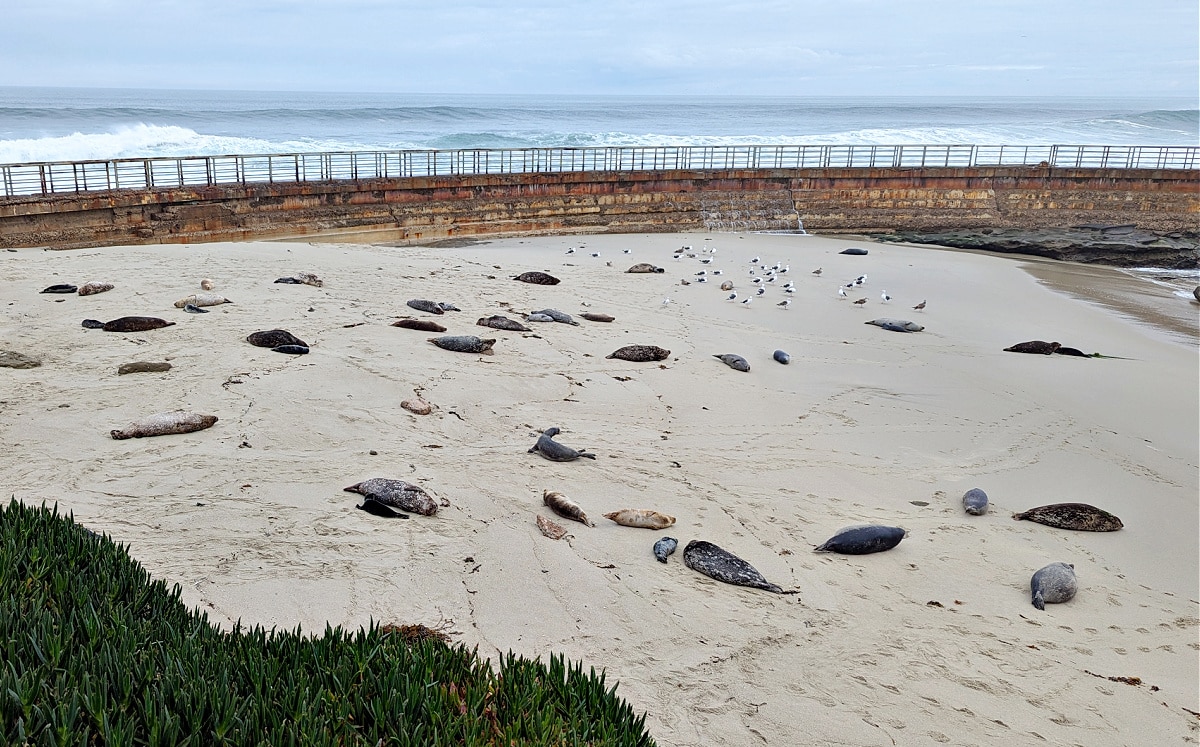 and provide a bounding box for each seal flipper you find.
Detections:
[577,451,597,460]
[1032,589,1045,610]
[81,319,105,329]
